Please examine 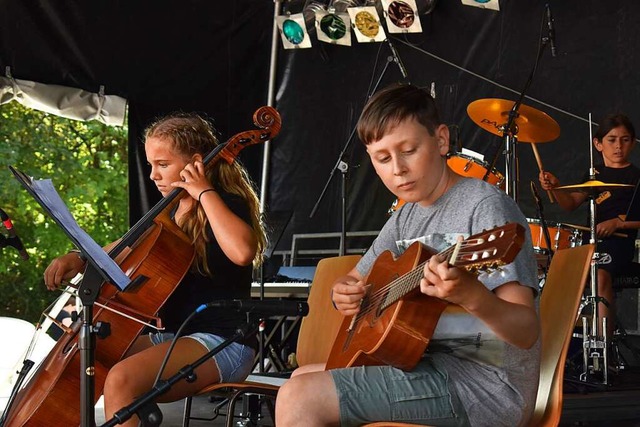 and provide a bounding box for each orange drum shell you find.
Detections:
[527,219,580,253]
[447,153,505,189]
